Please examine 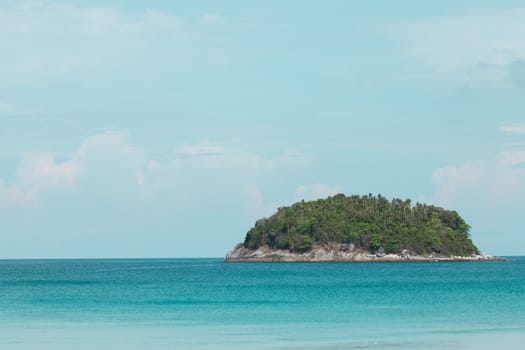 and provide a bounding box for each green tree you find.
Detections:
[243,194,478,256]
